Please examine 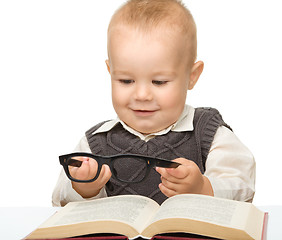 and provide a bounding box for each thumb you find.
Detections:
[164,158,193,178]
[100,164,112,182]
